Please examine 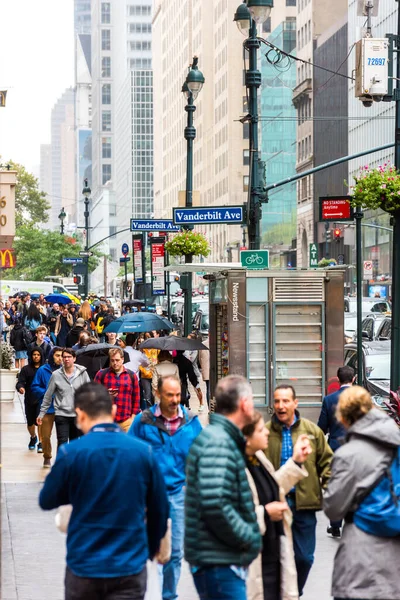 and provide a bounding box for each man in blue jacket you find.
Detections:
[39,382,168,600]
[318,365,355,537]
[31,346,63,468]
[129,375,202,600]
